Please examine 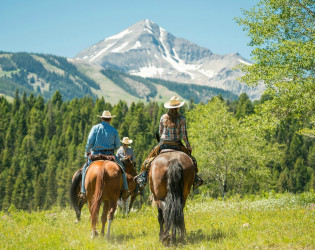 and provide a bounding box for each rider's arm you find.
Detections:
[180,117,191,149]
[85,125,97,155]
[159,115,164,136]
[116,147,123,160]
[114,130,121,150]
